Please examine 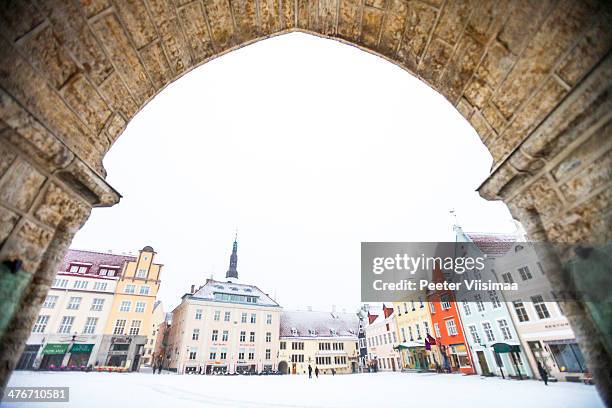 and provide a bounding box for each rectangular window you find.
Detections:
[266,314,272,324]
[53,278,69,288]
[488,291,501,308]
[220,350,227,360]
[189,350,197,360]
[32,315,49,333]
[445,319,458,336]
[73,280,87,289]
[265,349,271,360]
[113,319,126,335]
[124,284,135,294]
[468,325,481,344]
[513,300,530,322]
[241,312,247,323]
[440,295,451,310]
[135,301,146,313]
[238,350,245,360]
[222,330,229,341]
[497,319,512,340]
[212,330,218,341]
[401,327,406,342]
[423,321,430,335]
[518,266,533,281]
[501,272,514,284]
[192,329,200,341]
[482,322,495,342]
[139,286,150,295]
[248,351,255,360]
[531,295,550,319]
[239,331,246,342]
[42,295,58,309]
[93,282,108,291]
[224,311,231,322]
[67,297,81,310]
[250,332,255,342]
[474,294,485,312]
[548,343,587,373]
[91,298,105,311]
[250,313,256,323]
[415,324,422,339]
[462,300,471,316]
[429,302,436,314]
[82,317,98,334]
[129,320,141,335]
[120,300,131,312]
[280,341,286,350]
[209,349,217,360]
[136,268,147,278]
[69,264,89,274]
[214,310,220,321]
[195,309,203,320]
[266,332,271,342]
[58,316,75,334]
[434,323,441,338]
